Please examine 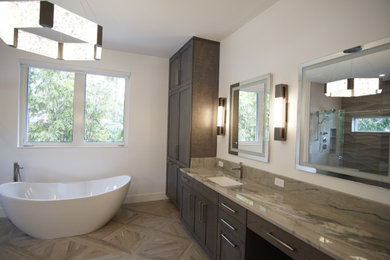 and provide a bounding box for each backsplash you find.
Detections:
[191,157,390,224]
